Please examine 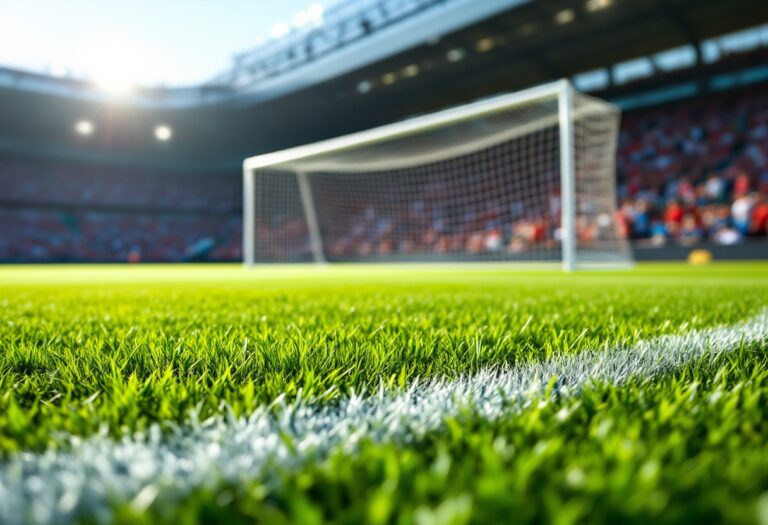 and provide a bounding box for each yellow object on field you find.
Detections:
[688,249,713,265]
